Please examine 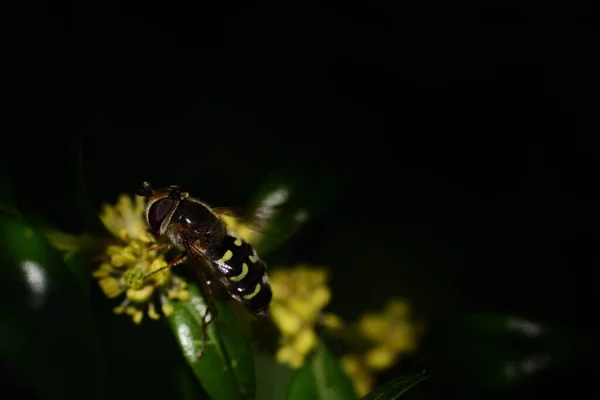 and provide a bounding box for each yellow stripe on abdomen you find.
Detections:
[230,263,249,282]
[218,250,233,263]
[242,283,261,300]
